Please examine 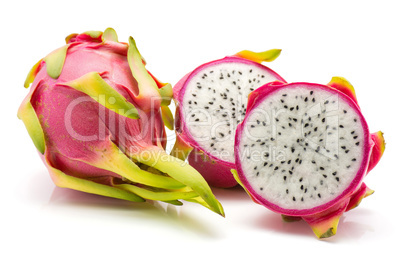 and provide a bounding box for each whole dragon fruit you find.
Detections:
[172,50,286,188]
[233,78,385,238]
[18,28,224,215]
